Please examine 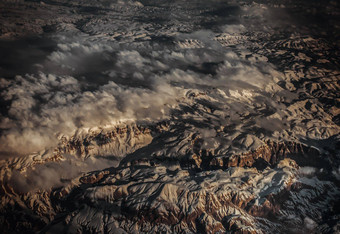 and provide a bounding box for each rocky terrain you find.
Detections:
[0,0,339,233]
